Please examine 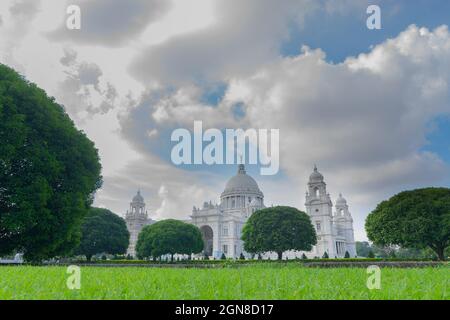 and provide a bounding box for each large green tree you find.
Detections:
[76,208,129,261]
[136,219,203,260]
[242,206,317,260]
[366,188,450,261]
[0,64,102,261]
